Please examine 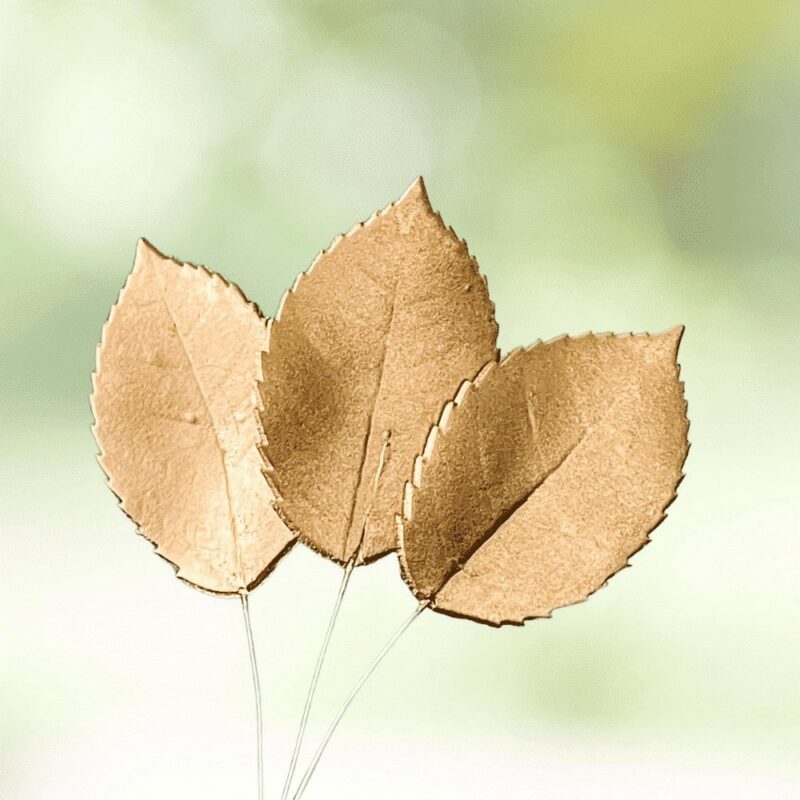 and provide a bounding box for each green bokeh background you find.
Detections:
[2,2,798,798]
